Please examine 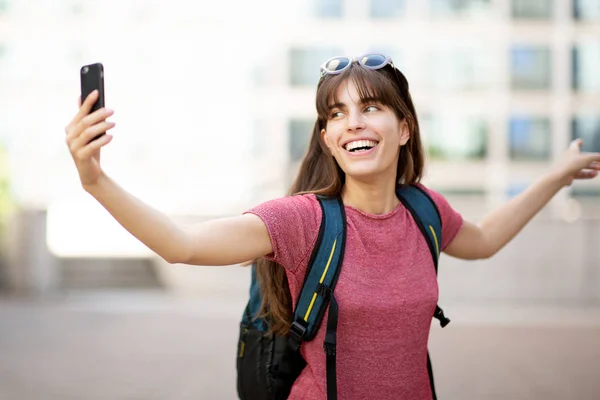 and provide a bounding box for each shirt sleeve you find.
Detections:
[420,186,464,251]
[243,194,322,273]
